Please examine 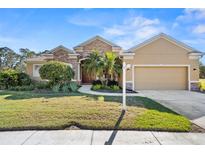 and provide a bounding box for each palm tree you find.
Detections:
[104,51,122,81]
[83,51,104,81]
[83,51,122,84]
